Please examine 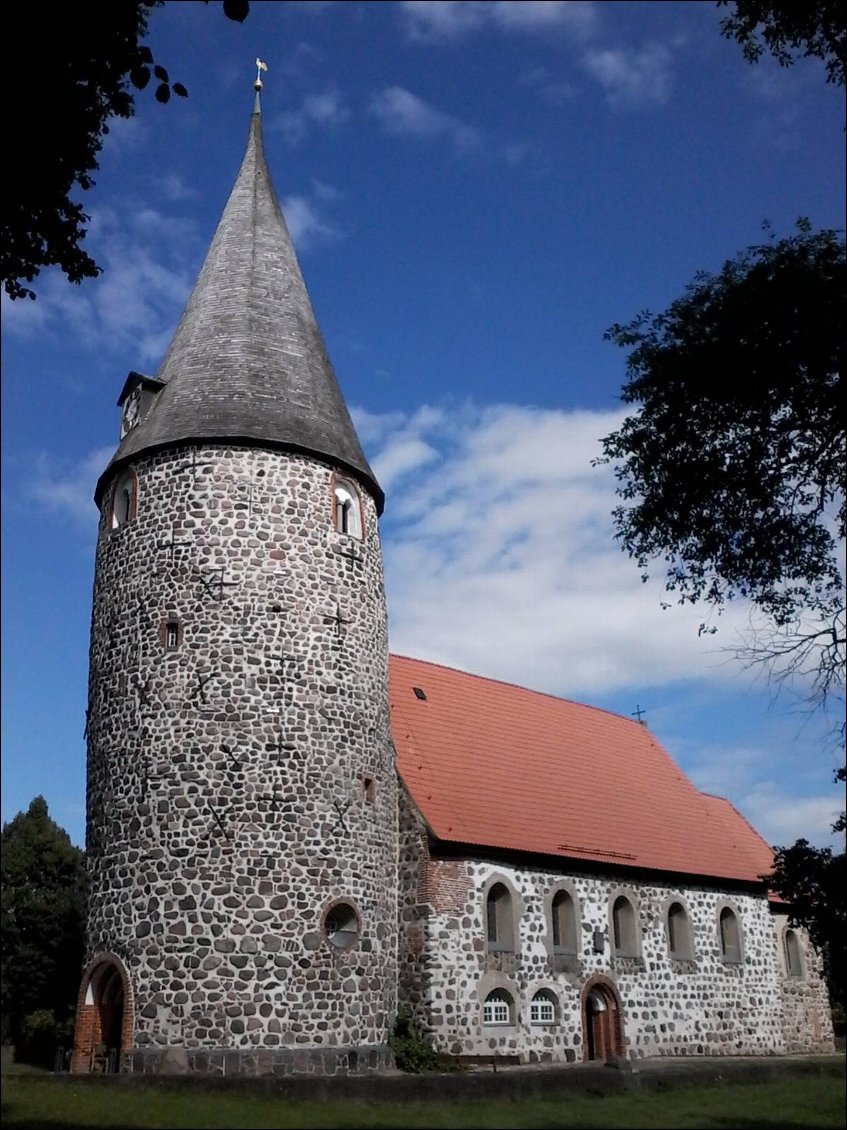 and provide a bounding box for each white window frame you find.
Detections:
[530,991,556,1025]
[482,991,513,1026]
[334,477,362,538]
